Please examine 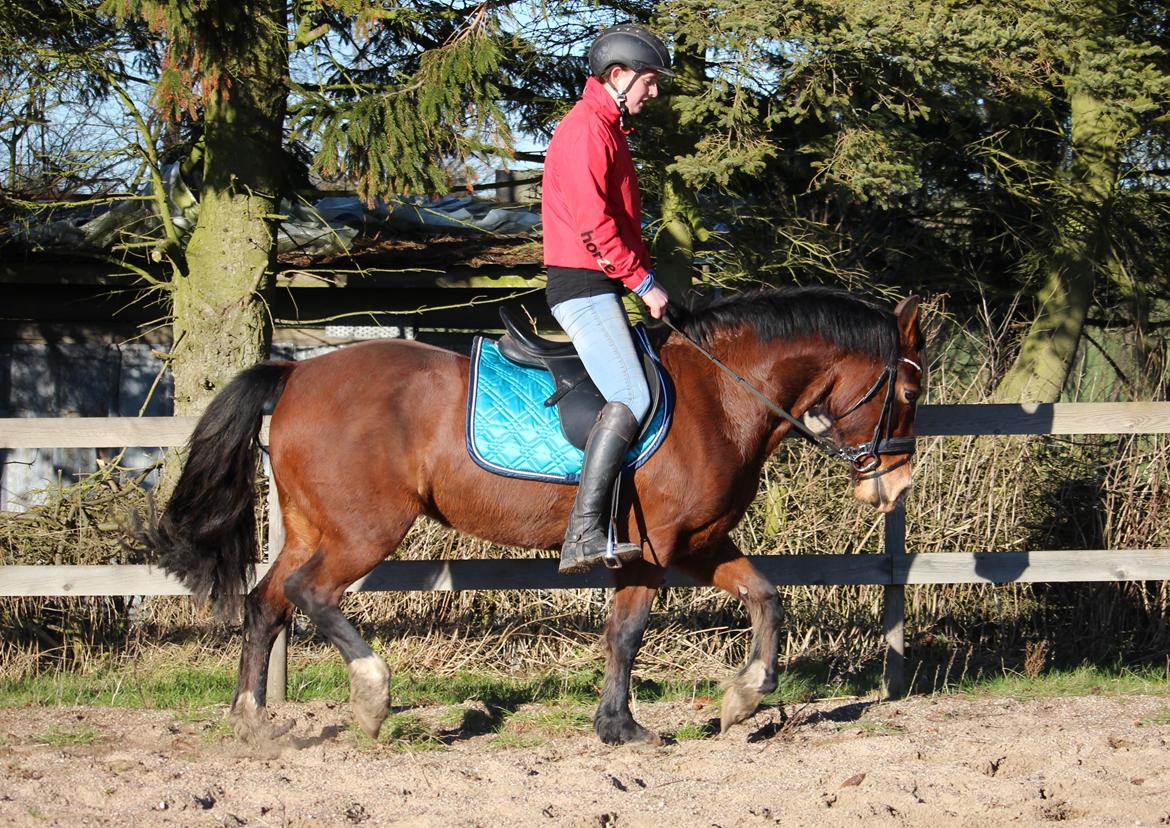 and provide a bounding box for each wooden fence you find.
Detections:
[4,402,1170,703]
